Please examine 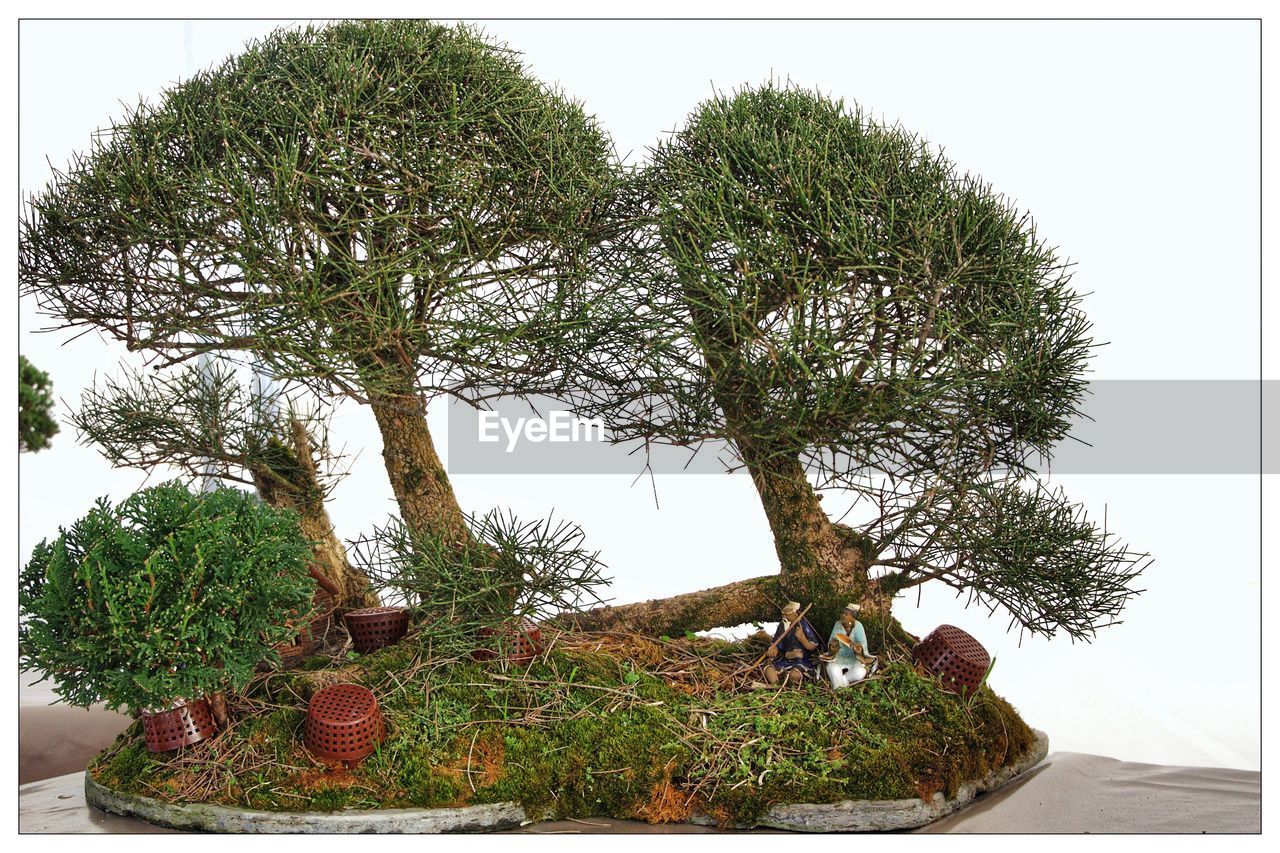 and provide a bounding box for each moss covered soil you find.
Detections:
[89,623,1035,827]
